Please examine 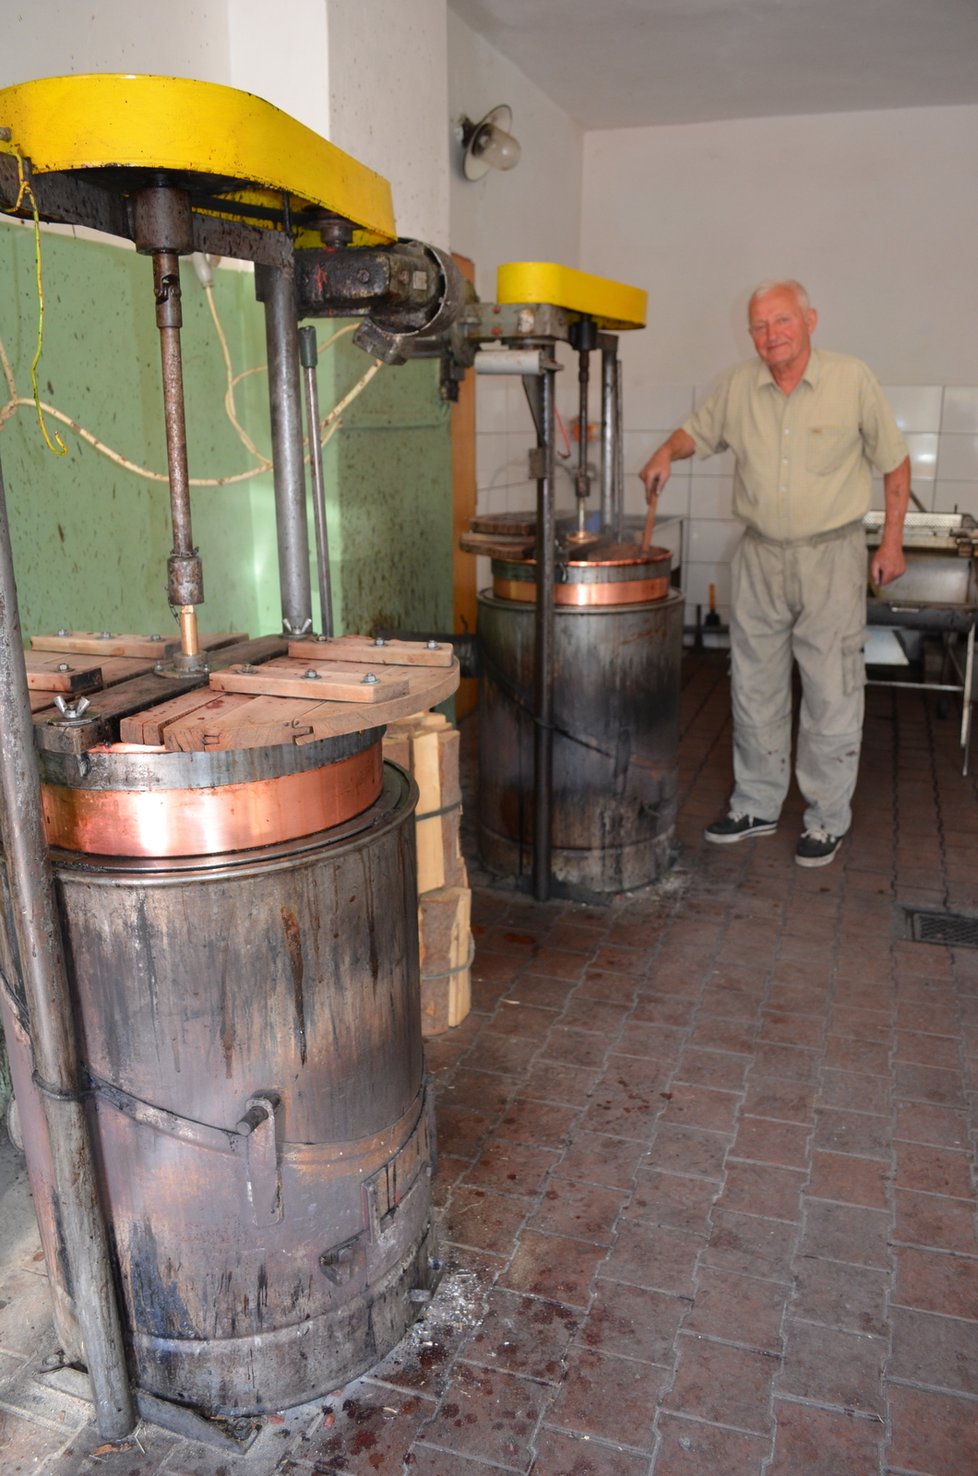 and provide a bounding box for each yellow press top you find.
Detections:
[0,73,397,246]
[496,262,647,330]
